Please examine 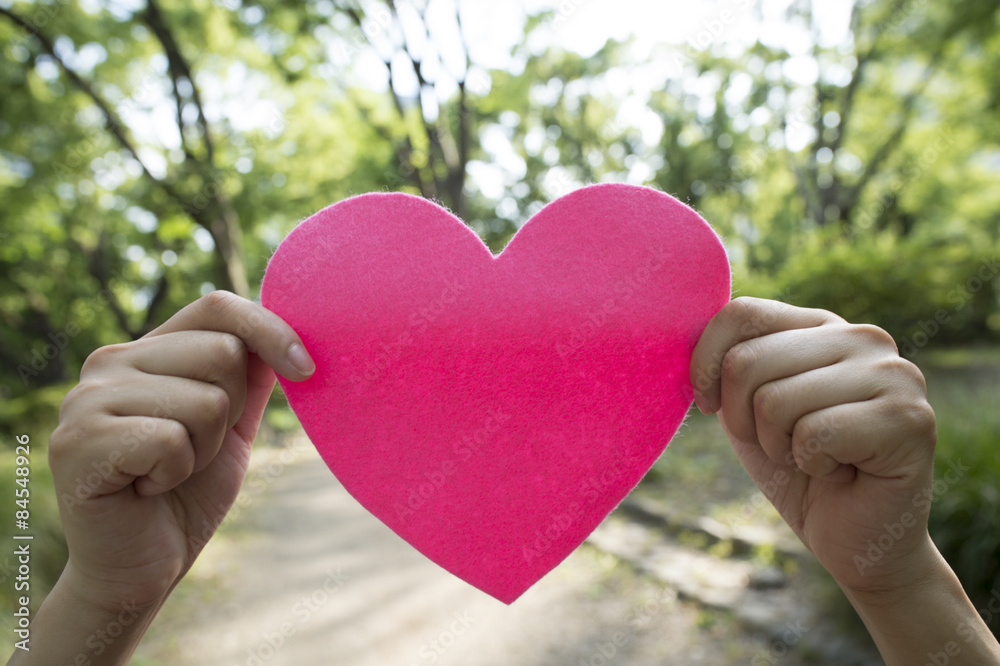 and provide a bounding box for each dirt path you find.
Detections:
[134,434,816,666]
